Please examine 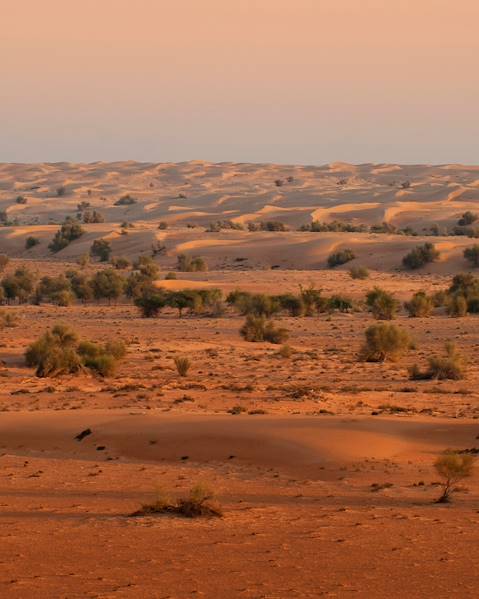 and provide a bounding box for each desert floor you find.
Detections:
[0,265,478,598]
[0,161,479,597]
